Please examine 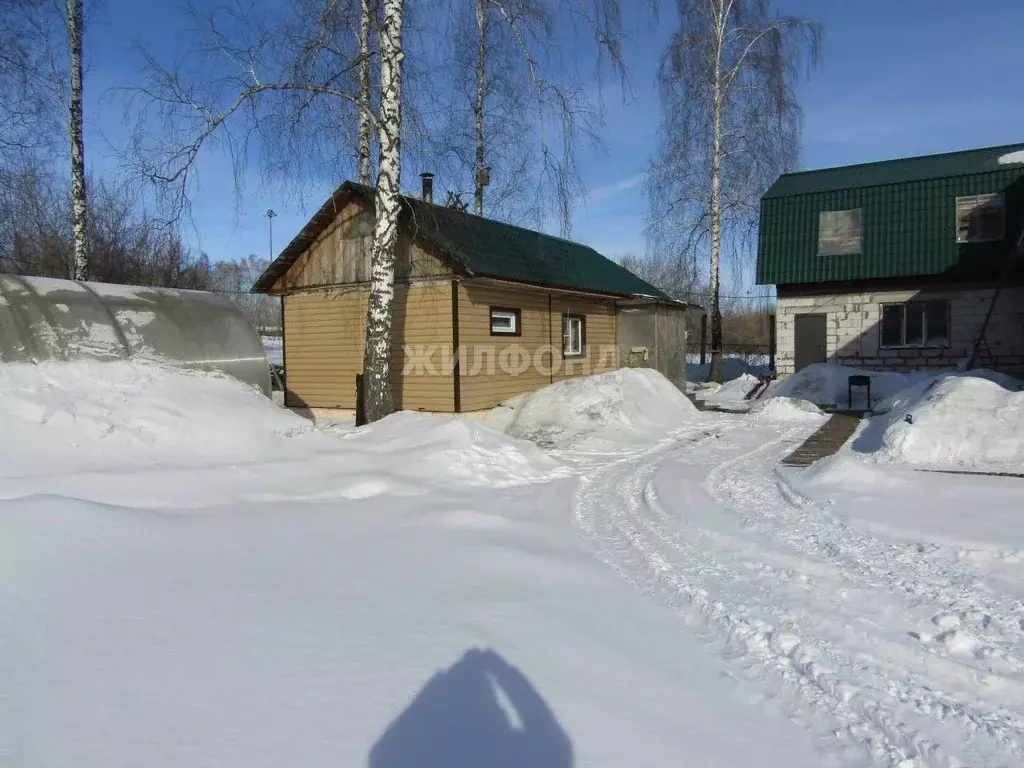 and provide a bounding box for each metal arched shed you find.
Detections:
[0,275,270,395]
